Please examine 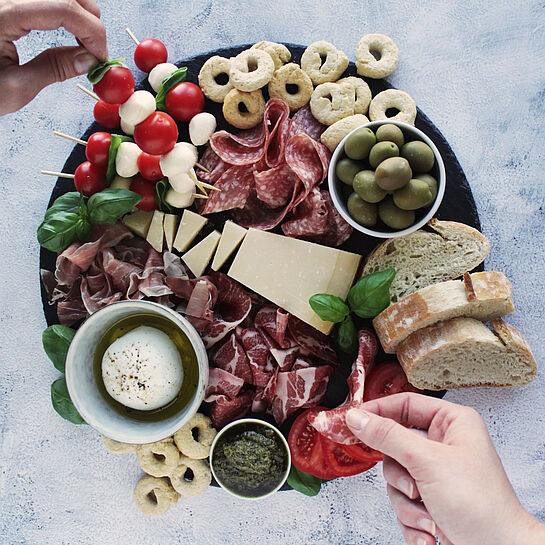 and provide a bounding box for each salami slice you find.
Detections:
[287,104,326,141]
[210,126,266,166]
[253,163,298,208]
[201,165,254,214]
[263,98,290,168]
[285,133,331,191]
[308,190,353,247]
[196,146,230,183]
[282,186,329,238]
